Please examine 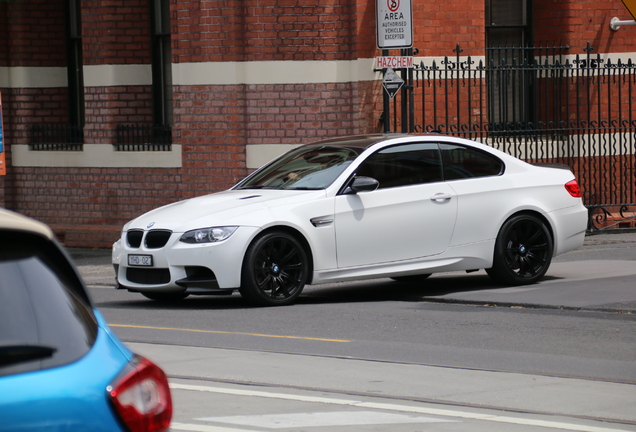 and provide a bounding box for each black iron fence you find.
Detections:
[29,124,83,151]
[384,43,636,231]
[28,124,172,152]
[114,124,172,151]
